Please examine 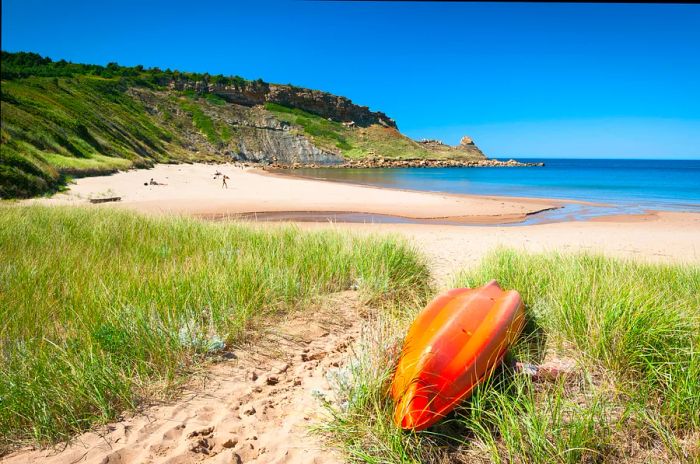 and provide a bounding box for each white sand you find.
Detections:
[31,163,559,223]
